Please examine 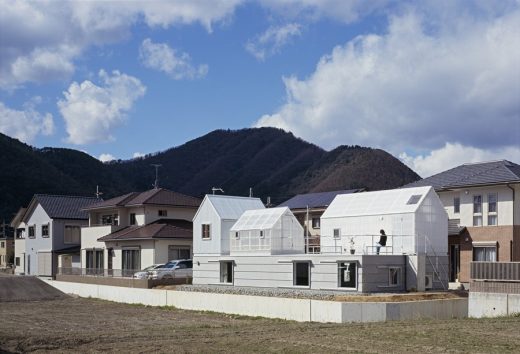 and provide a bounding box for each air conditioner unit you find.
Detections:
[425,274,433,290]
